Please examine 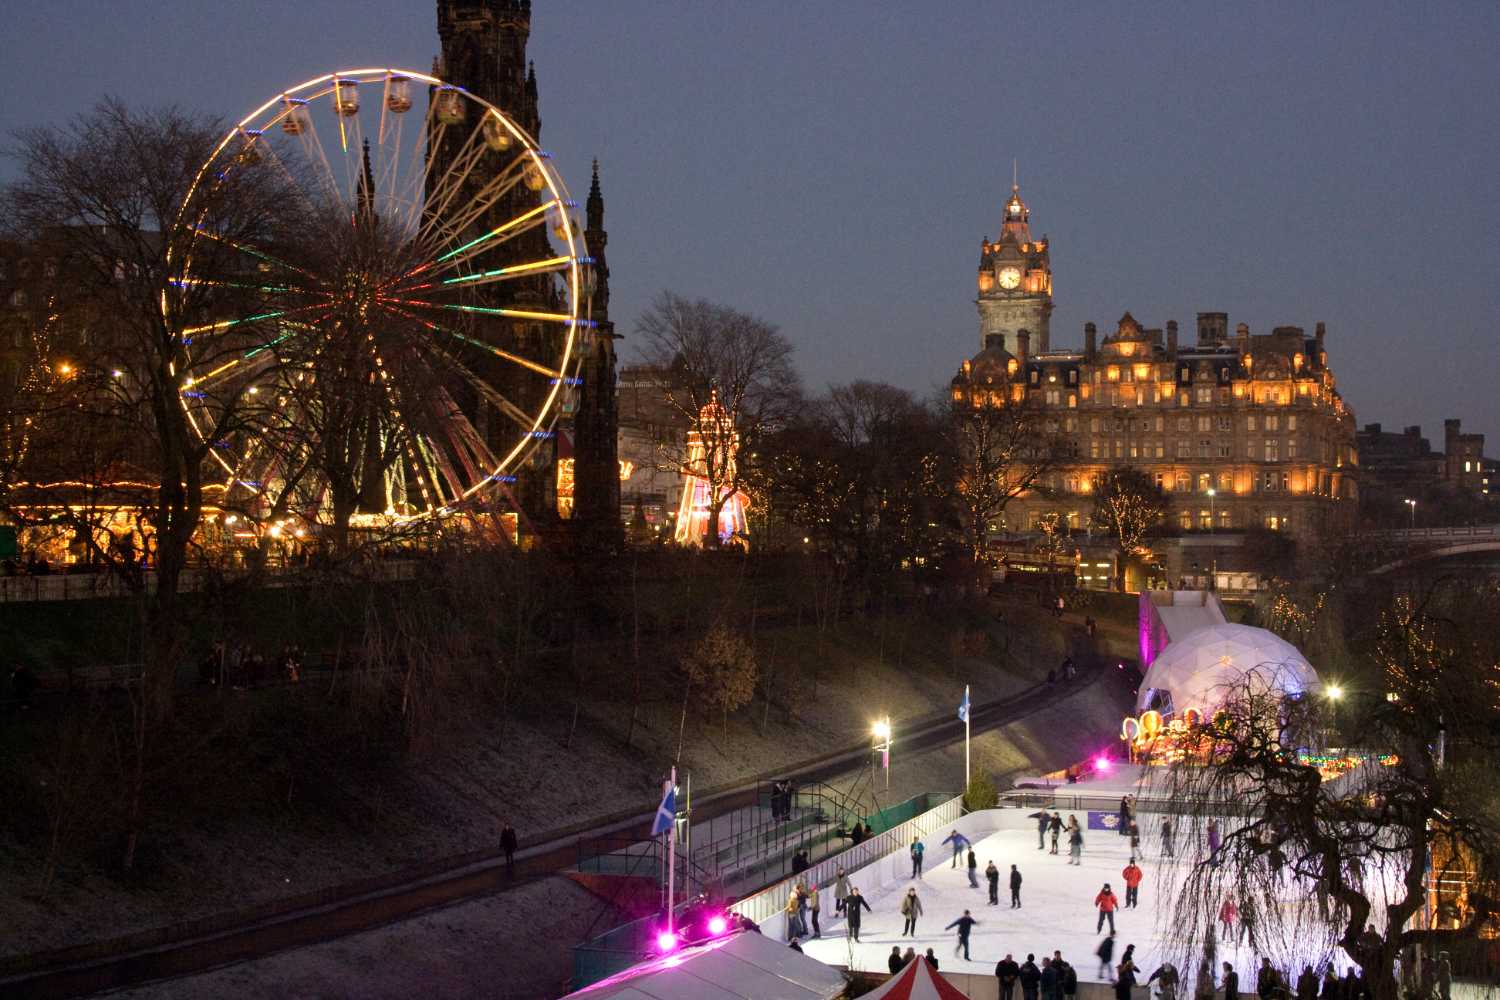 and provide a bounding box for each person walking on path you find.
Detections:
[944,829,971,868]
[500,820,518,877]
[834,866,850,913]
[1096,934,1116,980]
[968,848,980,888]
[1069,824,1085,865]
[1223,963,1240,1000]
[1021,954,1043,1000]
[911,837,926,879]
[889,946,905,975]
[997,953,1020,1000]
[1219,898,1239,942]
[1095,883,1120,933]
[845,887,872,941]
[1122,858,1144,908]
[1050,813,1063,854]
[1011,863,1024,907]
[808,884,821,938]
[901,887,923,936]
[1161,817,1175,858]
[986,860,1001,905]
[946,909,980,961]
[1038,811,1051,849]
